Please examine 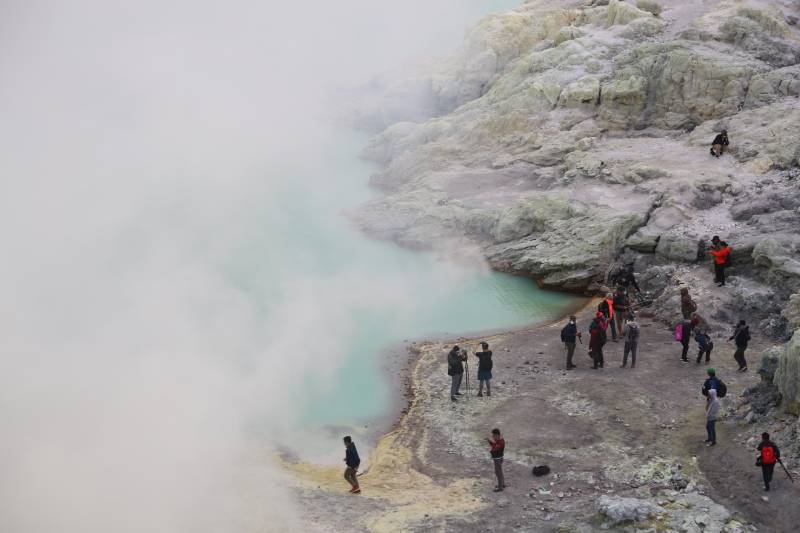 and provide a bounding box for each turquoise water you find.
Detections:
[230,131,583,433]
